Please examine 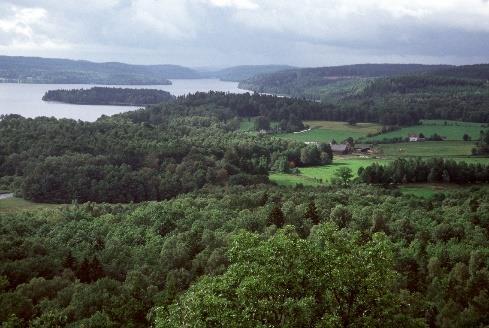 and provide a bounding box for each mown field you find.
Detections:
[364,120,486,142]
[377,140,476,158]
[276,121,382,143]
